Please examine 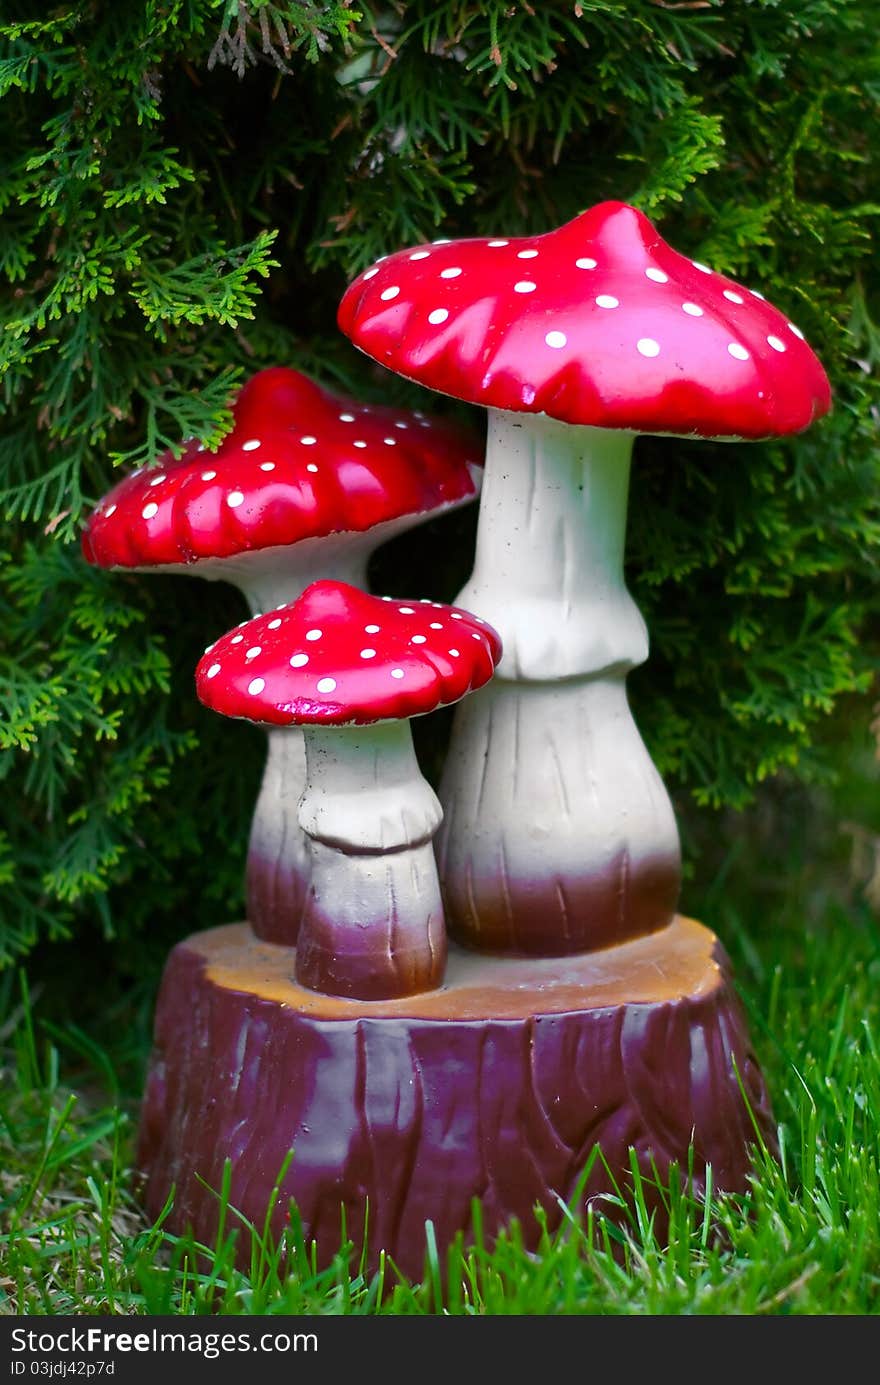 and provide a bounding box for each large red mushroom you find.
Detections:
[196,580,501,999]
[338,200,832,956]
[82,367,482,945]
